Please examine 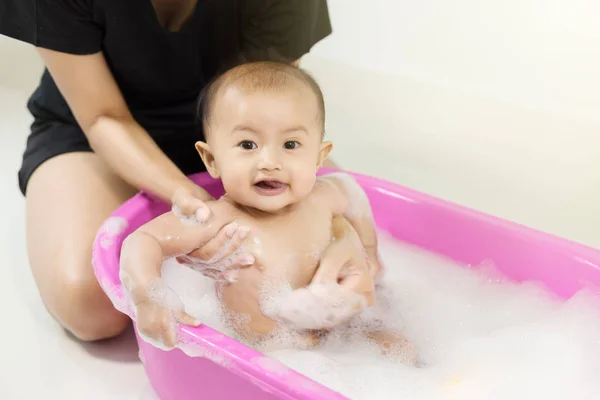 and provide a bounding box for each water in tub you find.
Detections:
[159,231,600,399]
